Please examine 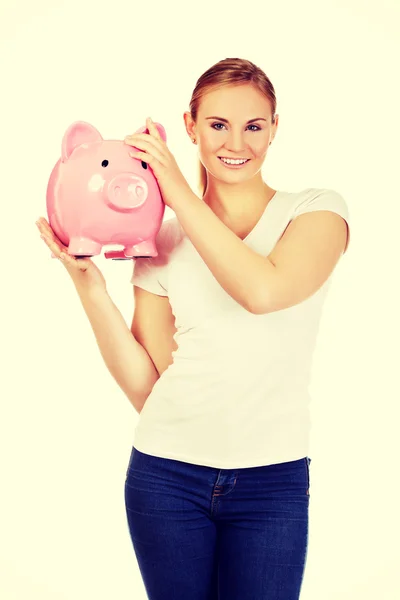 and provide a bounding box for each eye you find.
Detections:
[141,161,148,170]
[210,122,261,132]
